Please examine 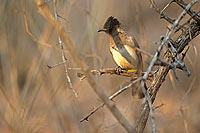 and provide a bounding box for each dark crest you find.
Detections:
[103,16,121,31]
